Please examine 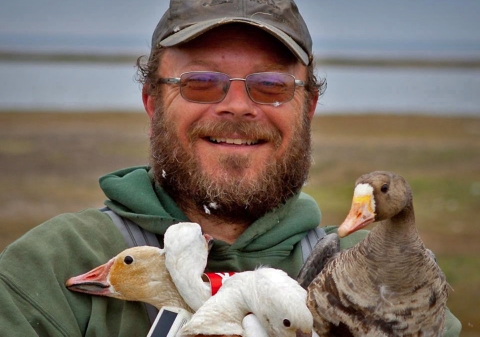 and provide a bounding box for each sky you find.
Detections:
[1,0,480,58]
